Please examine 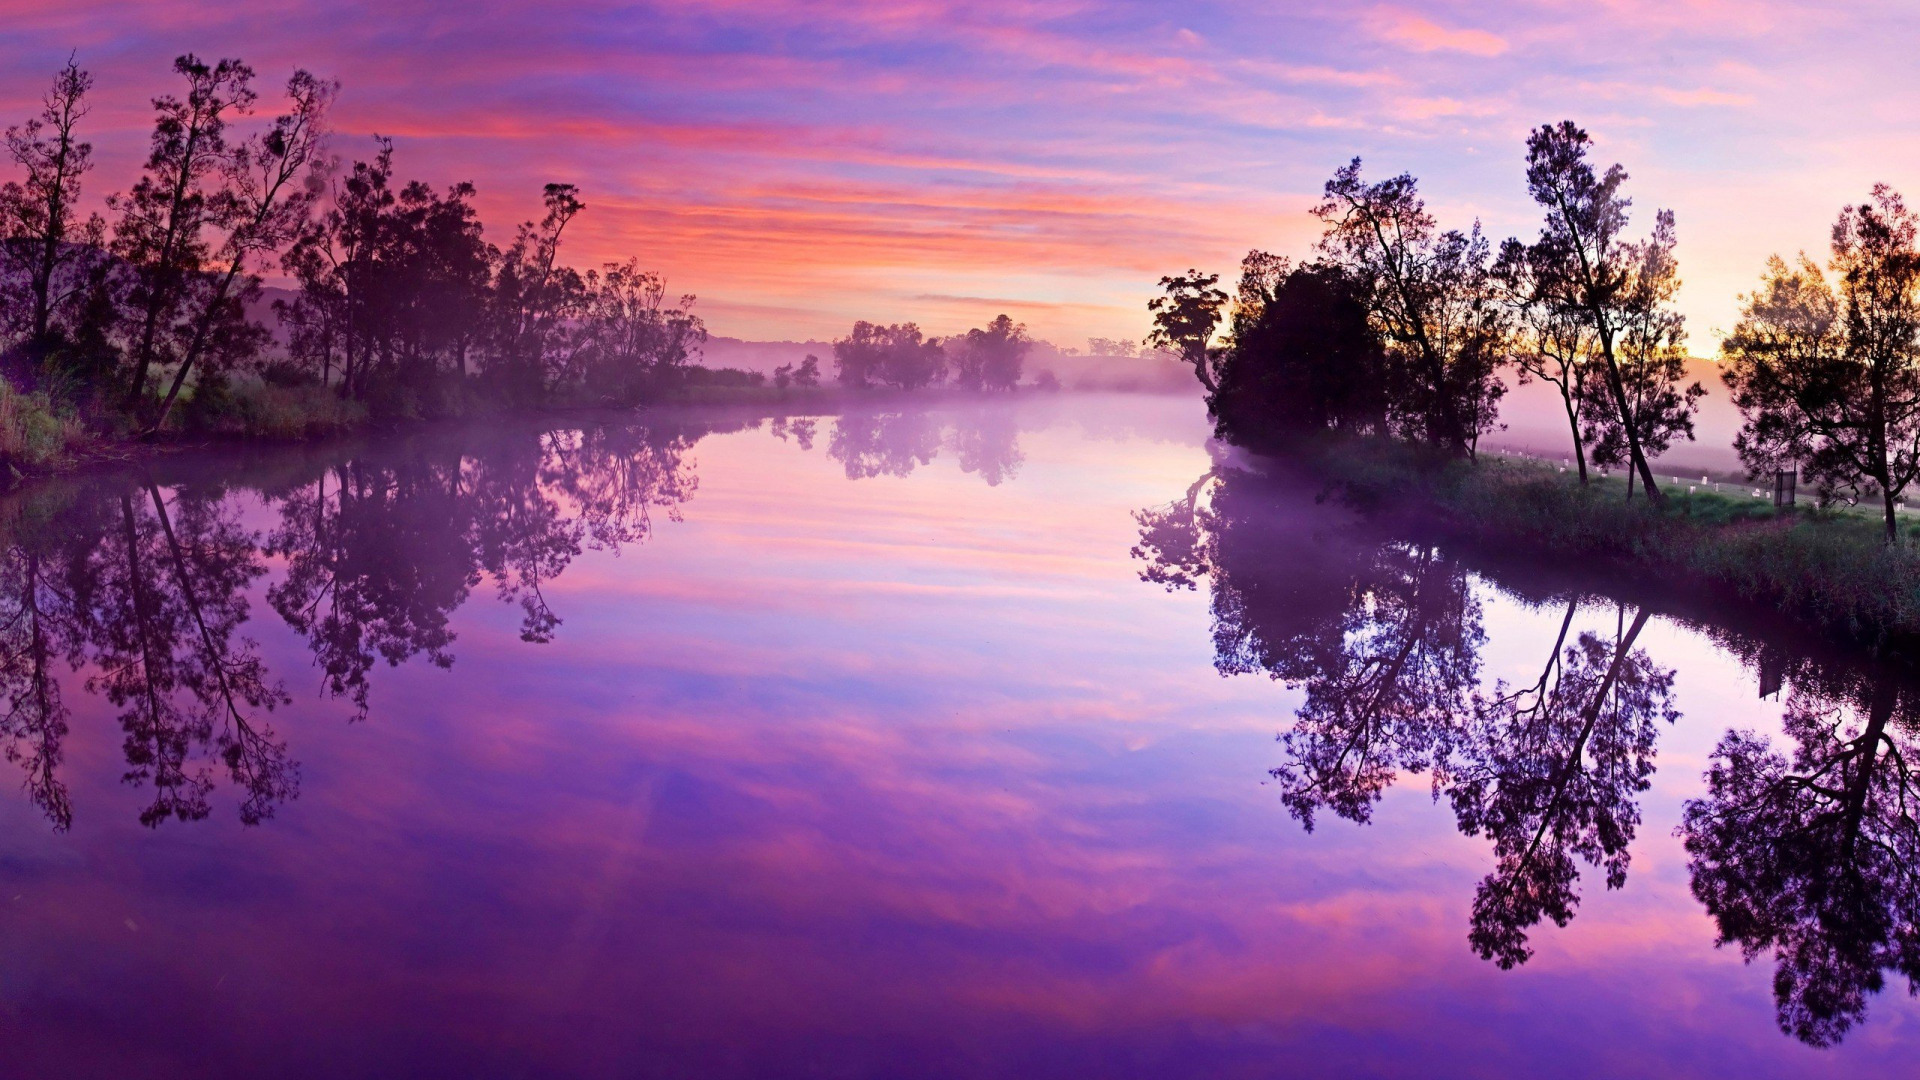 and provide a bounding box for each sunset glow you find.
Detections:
[6,1,1915,345]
